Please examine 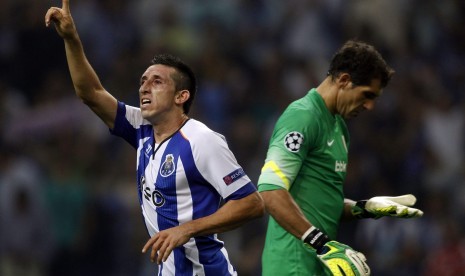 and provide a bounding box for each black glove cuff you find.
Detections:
[302,226,330,254]
[352,200,376,219]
